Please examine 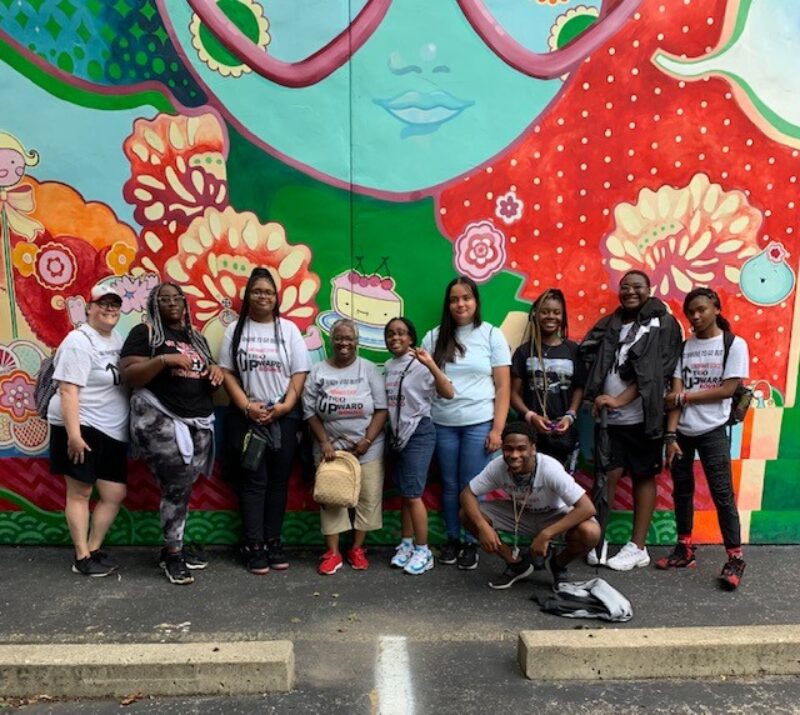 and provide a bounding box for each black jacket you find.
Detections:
[580,297,682,439]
